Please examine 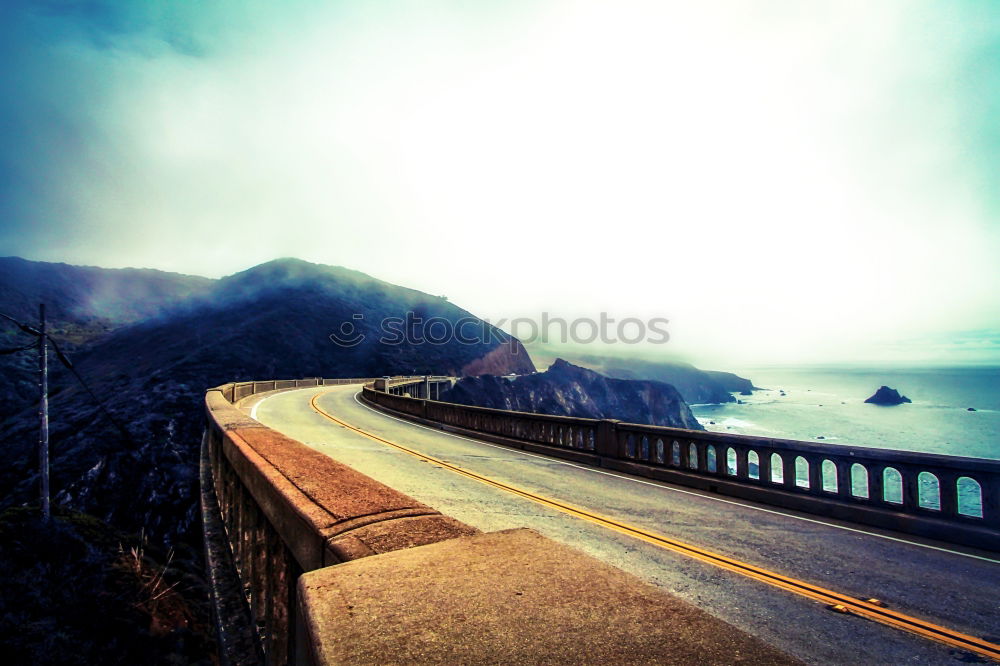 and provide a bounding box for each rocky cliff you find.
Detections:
[560,353,755,404]
[441,359,703,429]
[704,370,756,395]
